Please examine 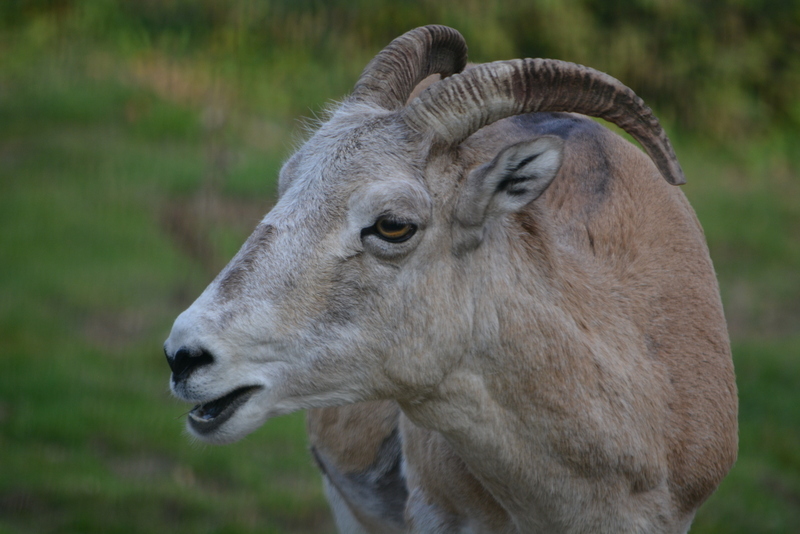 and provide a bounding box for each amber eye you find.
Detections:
[370,217,417,243]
